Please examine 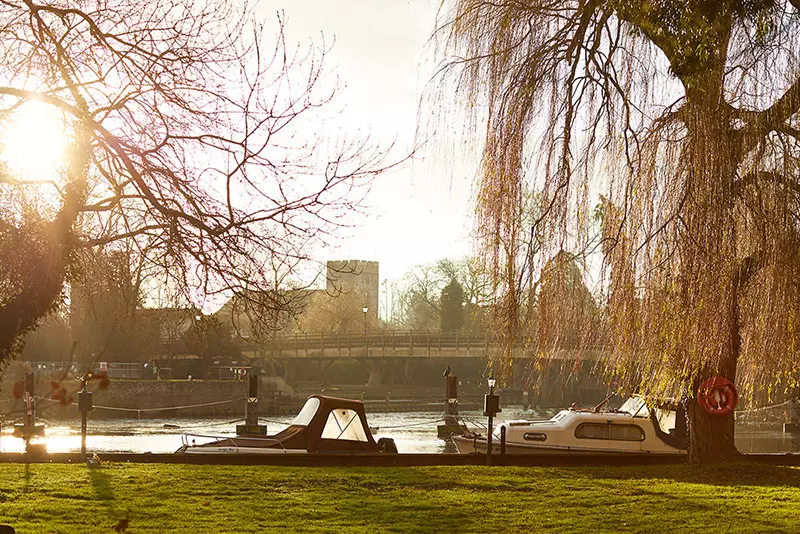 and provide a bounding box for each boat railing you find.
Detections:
[181,433,290,452]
